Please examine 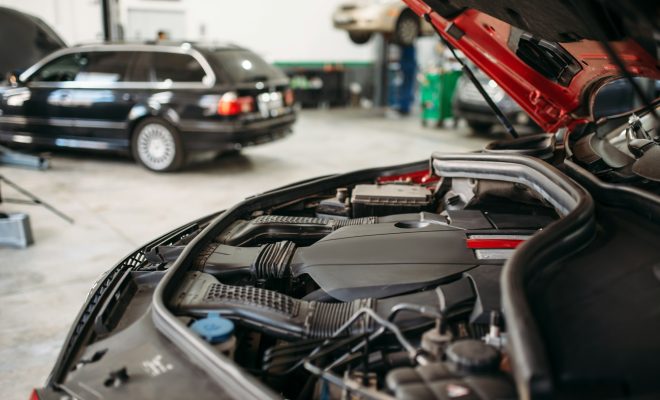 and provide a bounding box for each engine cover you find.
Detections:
[290,220,478,301]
